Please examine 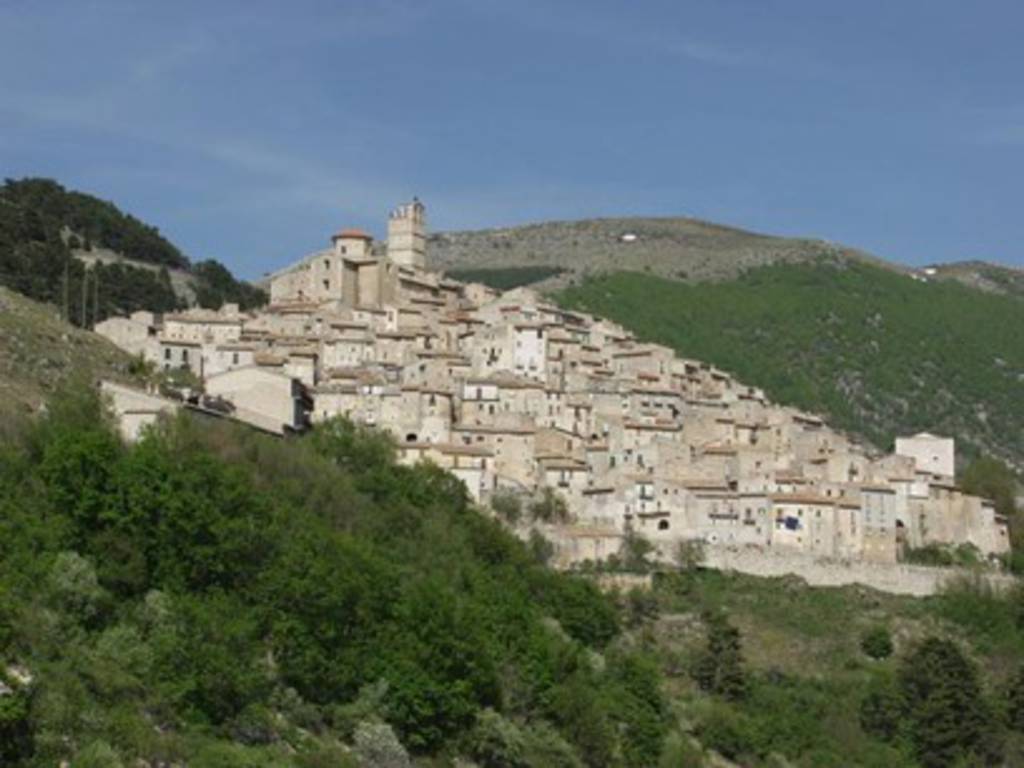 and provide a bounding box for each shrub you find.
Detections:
[352,721,411,768]
[73,740,124,768]
[858,676,903,742]
[491,490,523,525]
[620,530,656,573]
[49,551,107,627]
[527,528,555,566]
[860,626,894,660]
[521,721,583,768]
[467,708,528,768]
[529,487,570,523]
